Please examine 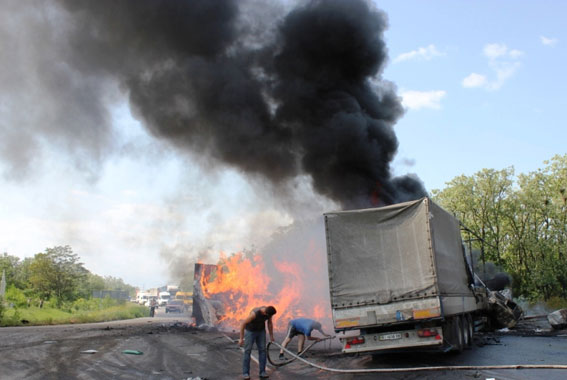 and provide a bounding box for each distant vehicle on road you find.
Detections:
[166,285,179,295]
[165,299,184,313]
[175,291,193,310]
[158,291,171,306]
[137,293,149,305]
